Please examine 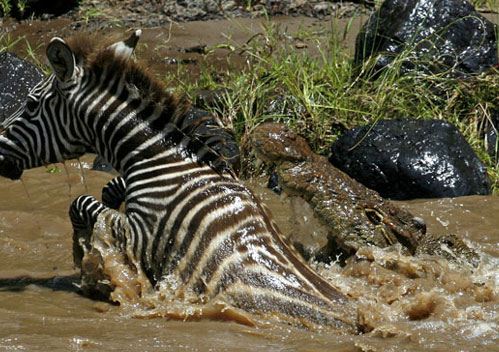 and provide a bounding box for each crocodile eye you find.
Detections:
[365,208,383,224]
[442,239,454,247]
